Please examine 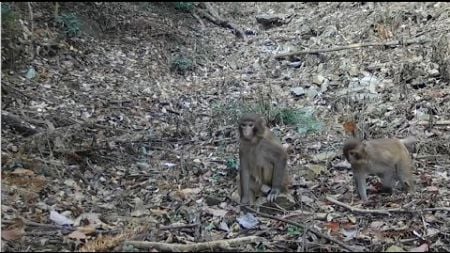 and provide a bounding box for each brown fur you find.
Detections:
[343,138,414,201]
[238,114,288,204]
